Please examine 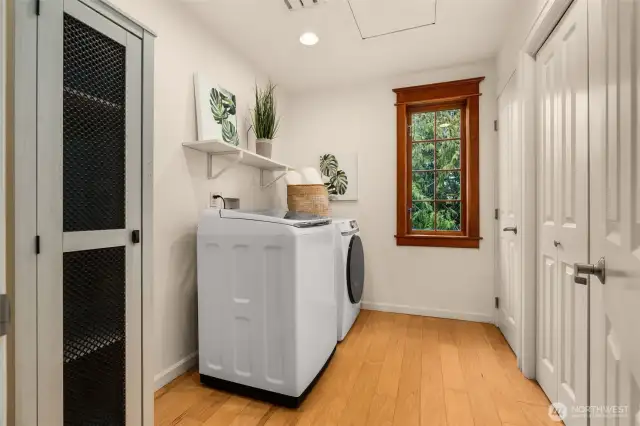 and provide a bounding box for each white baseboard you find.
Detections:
[154,351,198,391]
[361,302,494,324]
